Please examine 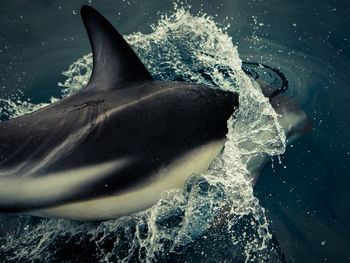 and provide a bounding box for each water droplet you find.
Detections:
[278,155,282,164]
[72,9,77,15]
